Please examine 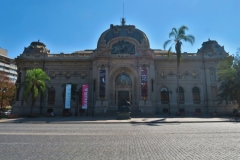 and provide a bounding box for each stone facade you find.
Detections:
[13,21,237,116]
